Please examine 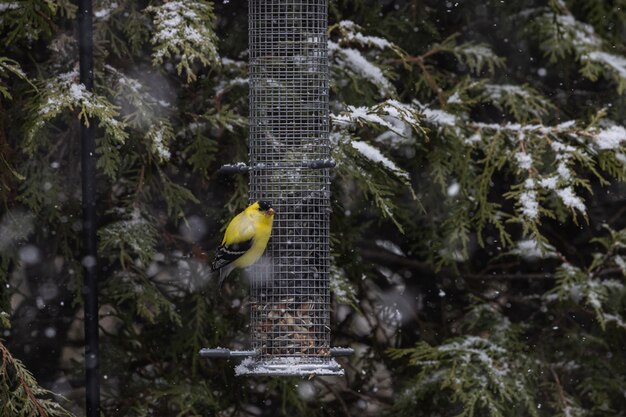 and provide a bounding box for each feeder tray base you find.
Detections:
[235,357,344,376]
